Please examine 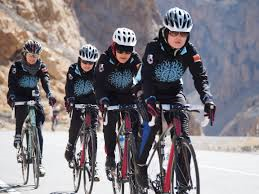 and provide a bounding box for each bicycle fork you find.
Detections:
[121,115,131,181]
[163,118,181,193]
[163,143,175,193]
